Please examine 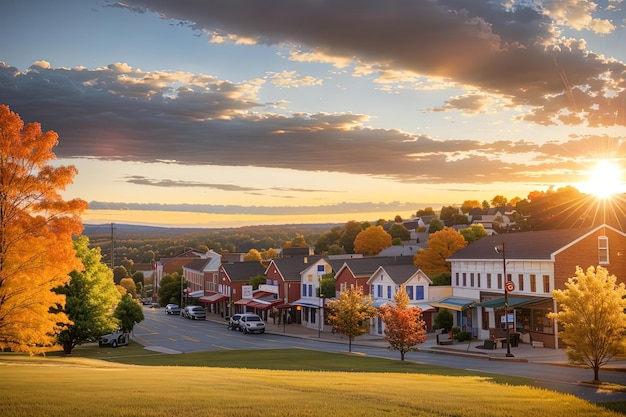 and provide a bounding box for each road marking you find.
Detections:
[212,344,233,350]
[167,337,176,342]
[182,335,200,343]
